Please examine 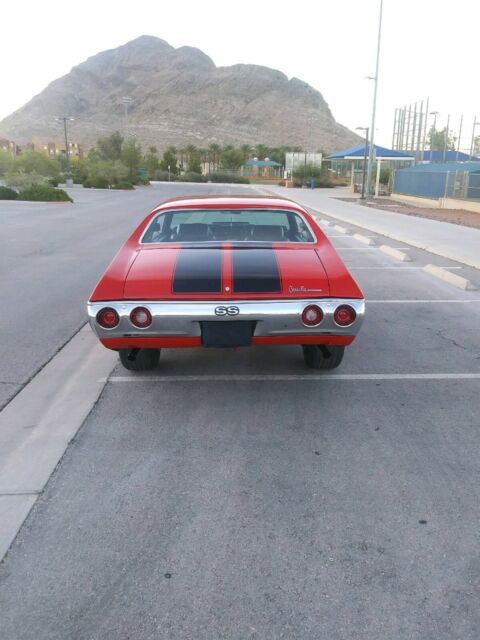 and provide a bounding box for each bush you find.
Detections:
[18,184,73,202]
[178,172,206,183]
[5,170,48,190]
[111,181,134,190]
[207,173,250,184]
[83,177,110,189]
[132,176,150,185]
[47,177,59,187]
[0,185,18,200]
[153,170,176,182]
